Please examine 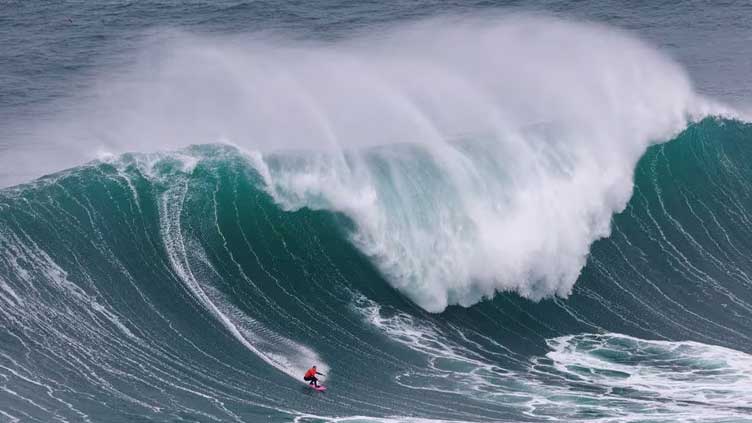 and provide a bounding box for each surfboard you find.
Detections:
[308,384,326,391]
